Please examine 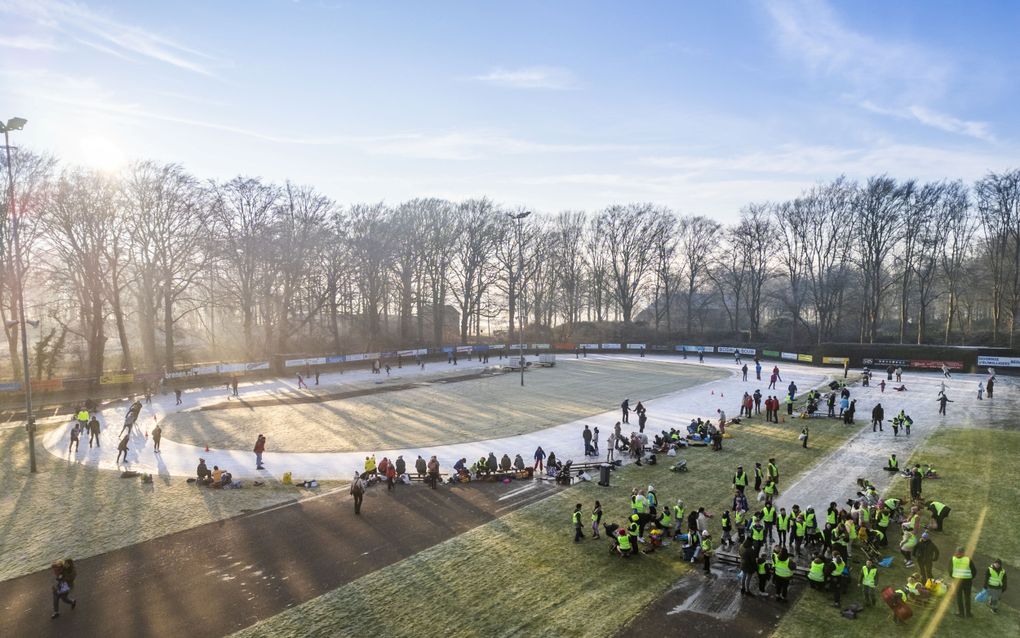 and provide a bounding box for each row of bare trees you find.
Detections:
[2,147,1019,376]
